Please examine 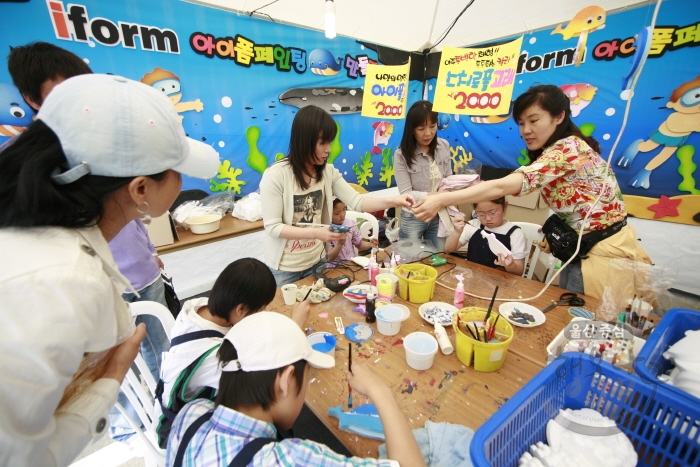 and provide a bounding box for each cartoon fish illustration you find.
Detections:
[309,49,343,76]
[471,114,511,124]
[551,6,606,40]
[279,87,363,114]
[559,83,598,117]
[437,113,451,130]
[371,121,394,154]
[0,83,34,142]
